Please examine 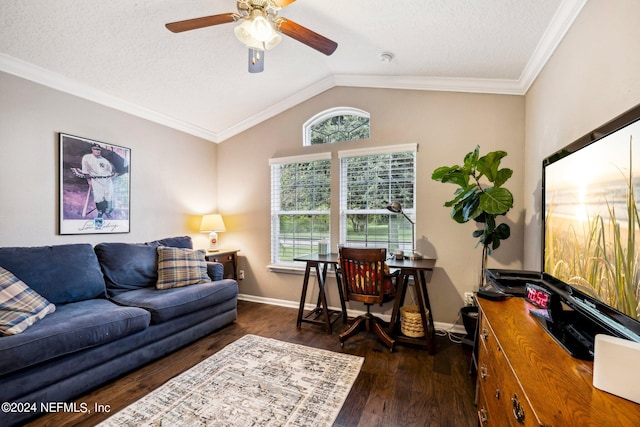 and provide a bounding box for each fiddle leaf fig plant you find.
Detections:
[431,146,514,280]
